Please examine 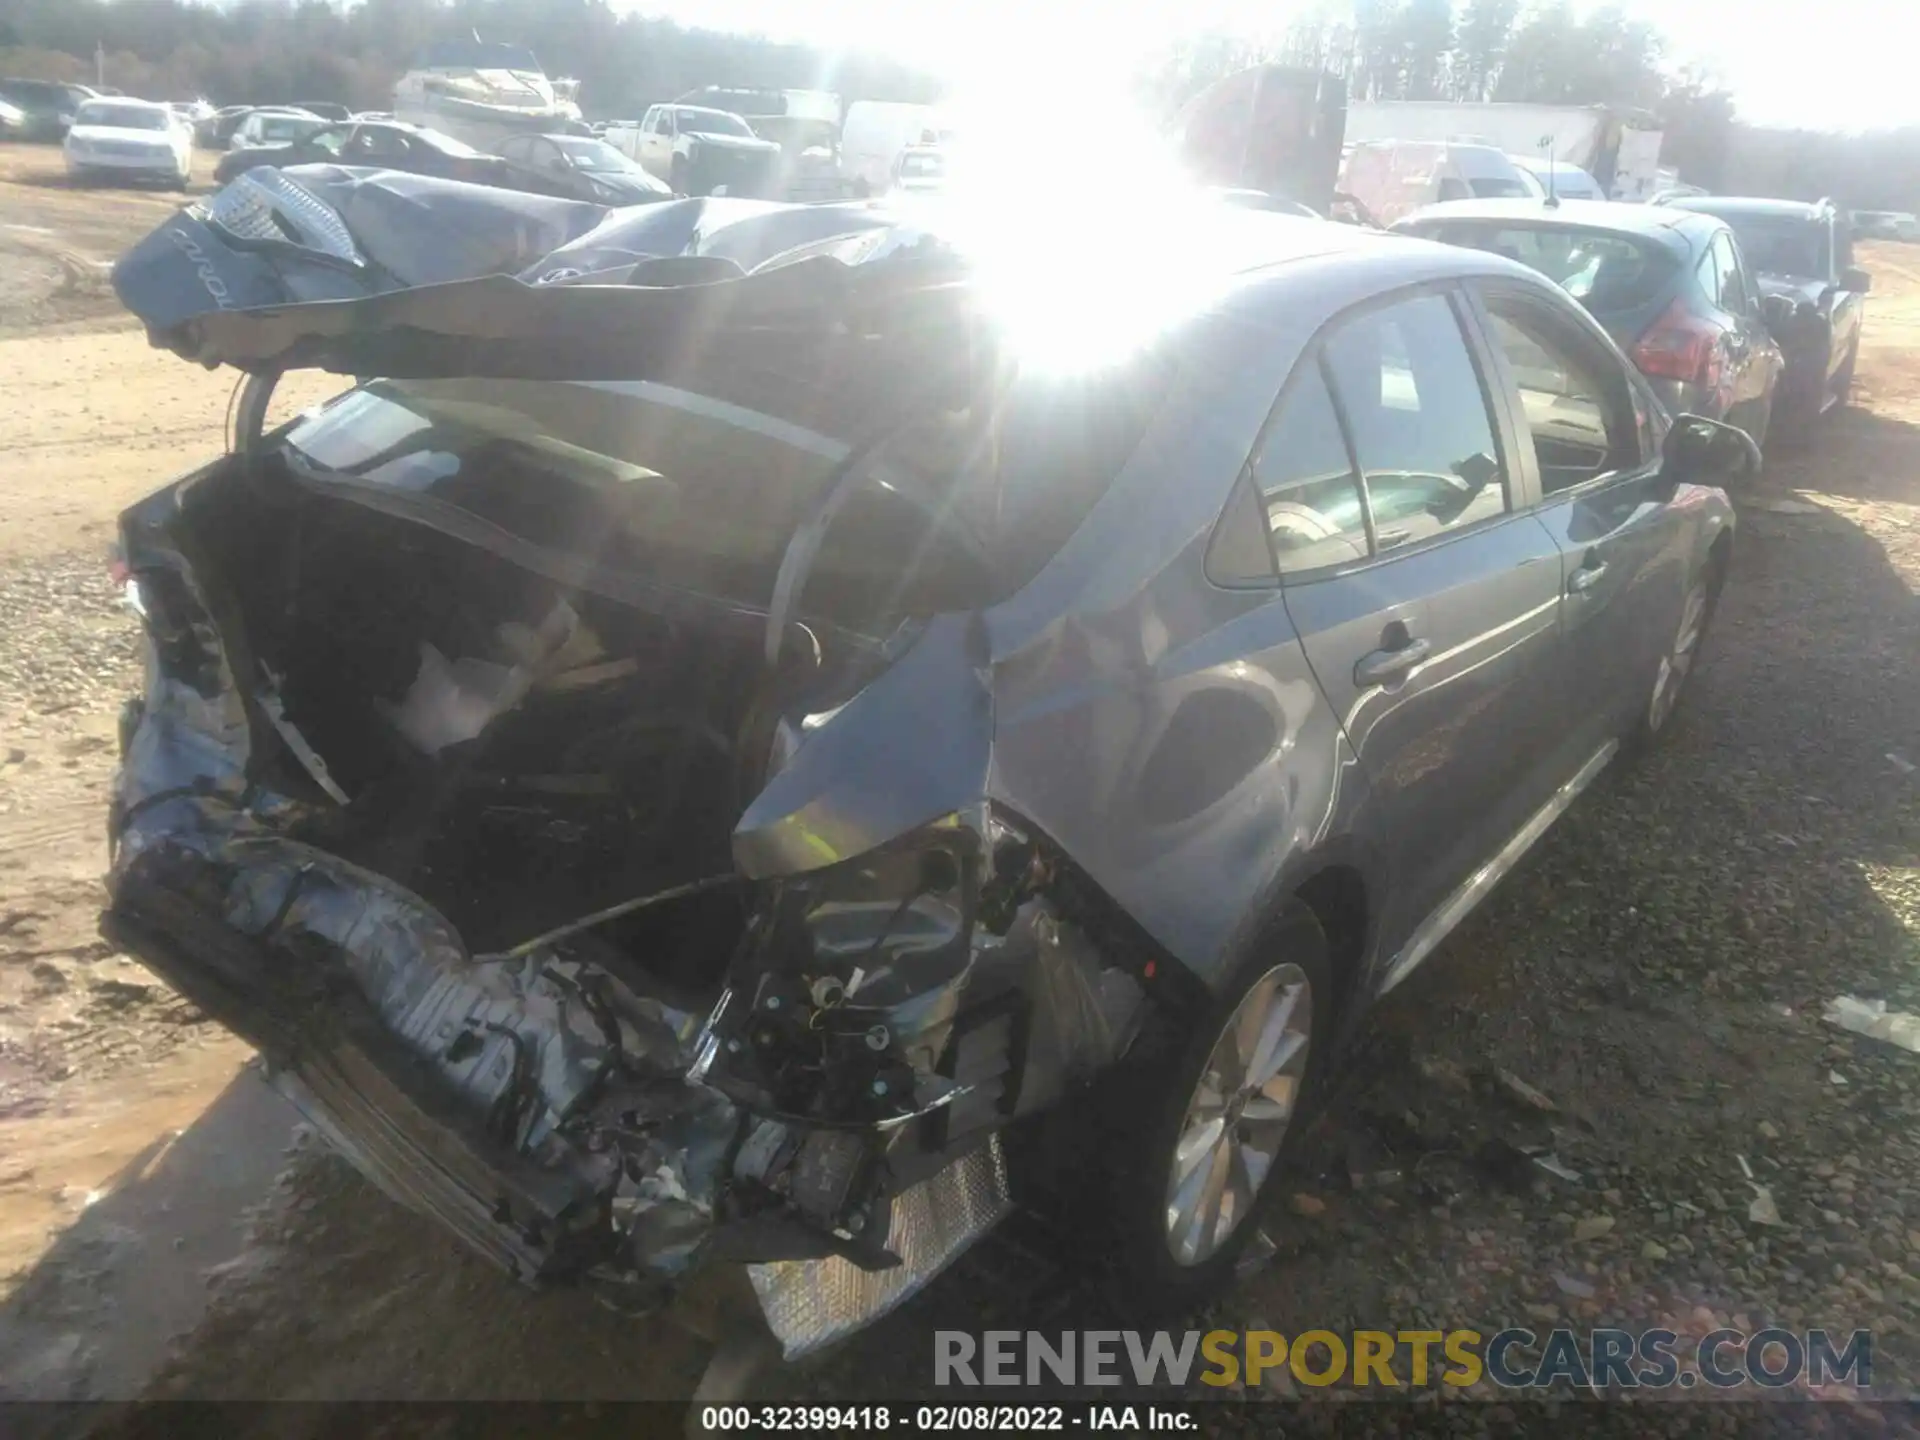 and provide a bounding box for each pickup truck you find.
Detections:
[603,103,780,197]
